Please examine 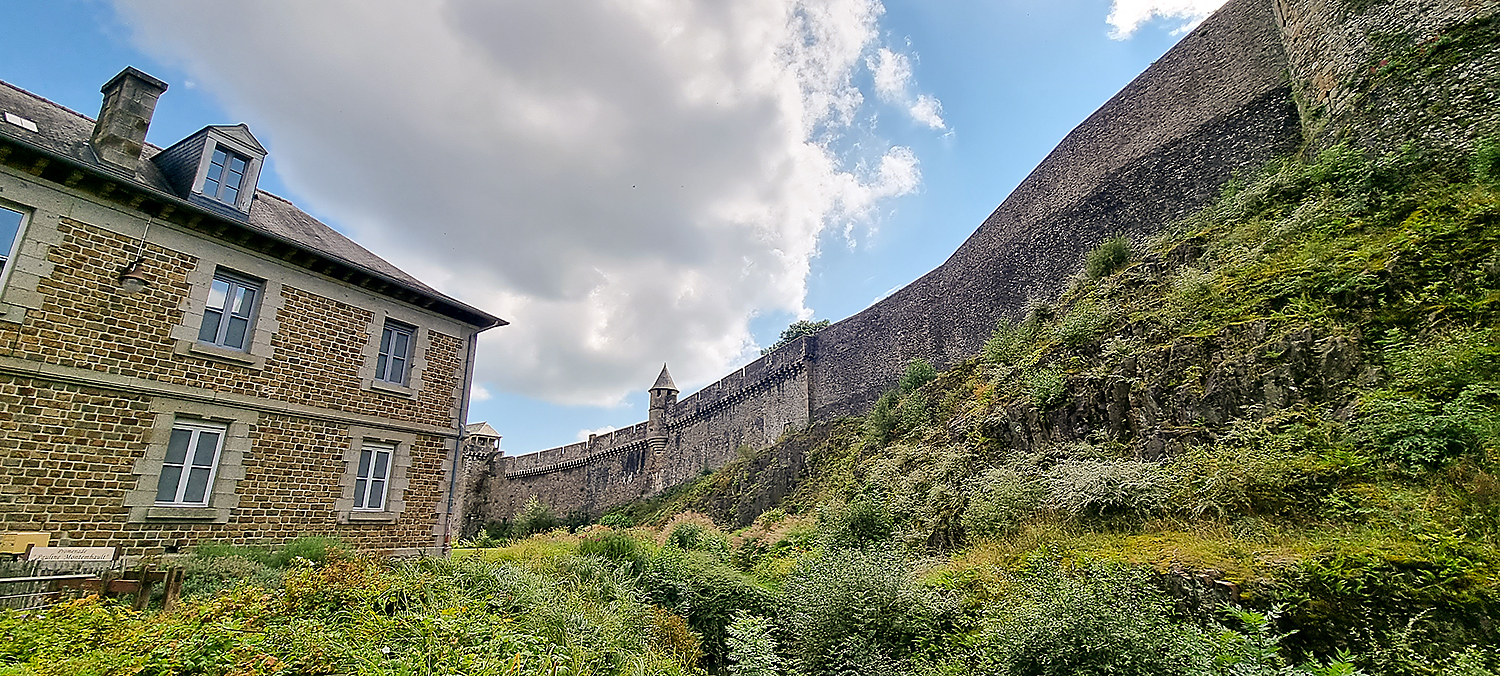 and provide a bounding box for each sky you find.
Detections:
[2,0,1225,454]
